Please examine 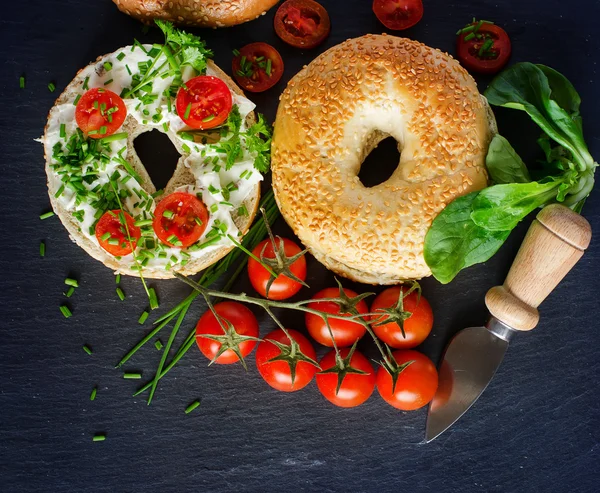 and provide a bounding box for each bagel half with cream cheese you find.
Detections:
[272,34,496,284]
[43,31,267,278]
[112,0,280,28]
